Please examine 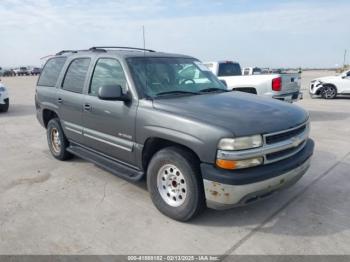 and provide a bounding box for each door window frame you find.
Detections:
[88,57,130,97]
[60,57,92,94]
